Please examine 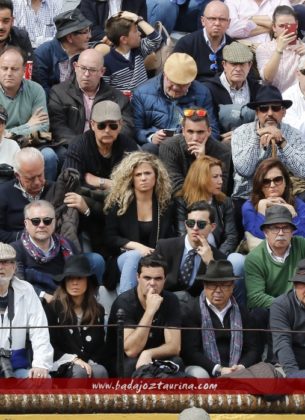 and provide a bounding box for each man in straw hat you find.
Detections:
[270,258,305,377]
[0,242,53,378]
[231,85,305,237]
[181,260,260,378]
[132,52,219,154]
